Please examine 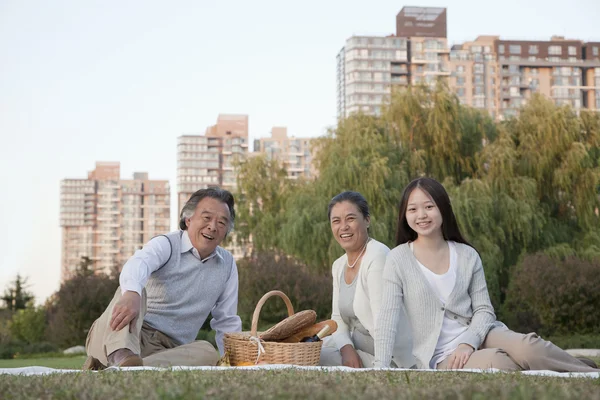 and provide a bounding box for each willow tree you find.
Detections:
[280,113,409,272]
[383,82,495,184]
[234,155,292,252]
[508,94,600,230]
